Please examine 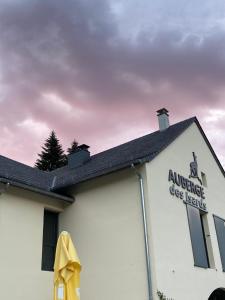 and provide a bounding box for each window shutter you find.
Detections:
[186,205,209,268]
[41,210,58,271]
[214,215,225,271]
